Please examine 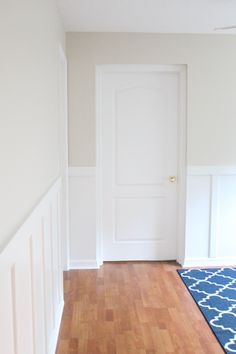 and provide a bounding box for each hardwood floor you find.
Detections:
[56,262,223,354]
